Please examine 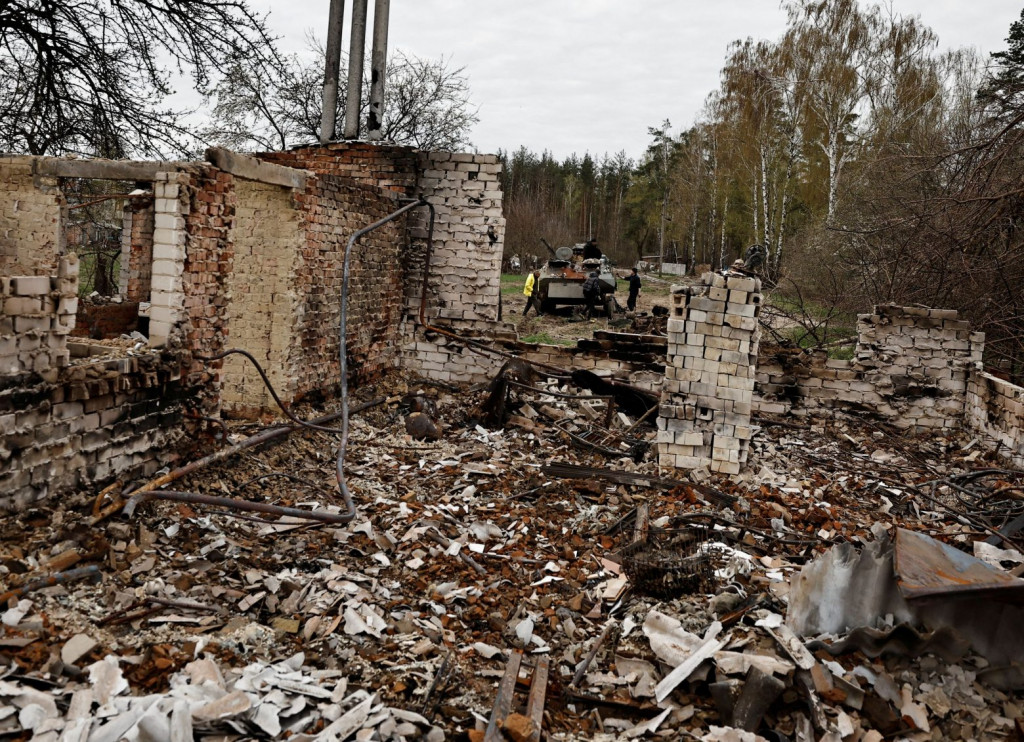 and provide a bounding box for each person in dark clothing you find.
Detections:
[582,271,601,319]
[582,238,601,262]
[626,267,642,312]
